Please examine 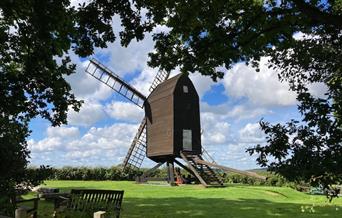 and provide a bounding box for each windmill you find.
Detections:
[85,58,265,187]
